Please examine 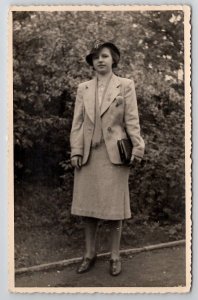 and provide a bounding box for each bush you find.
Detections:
[13,10,185,223]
